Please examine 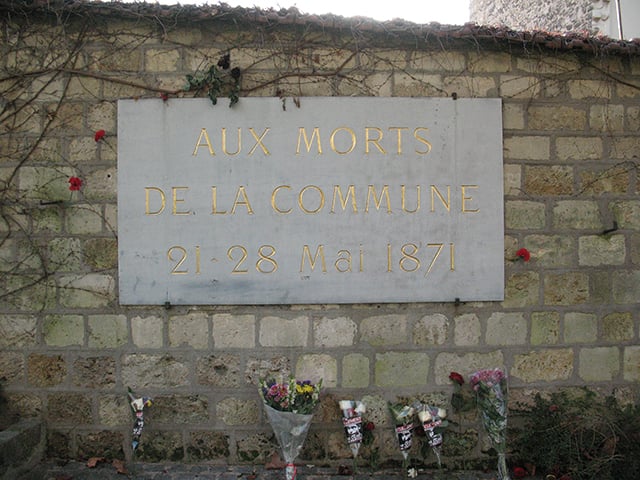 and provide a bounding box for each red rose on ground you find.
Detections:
[513,466,527,478]
[516,248,531,262]
[449,371,465,386]
[68,177,82,191]
[94,129,106,142]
